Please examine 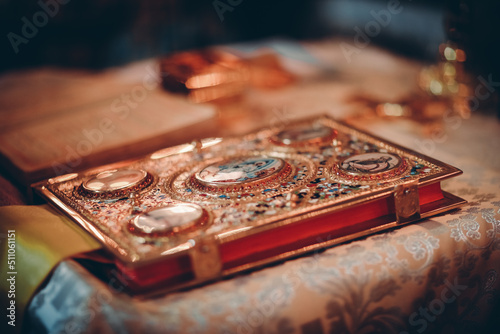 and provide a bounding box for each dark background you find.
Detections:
[1,0,499,89]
